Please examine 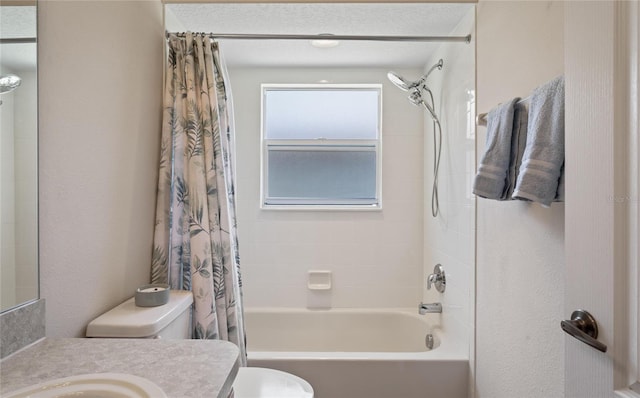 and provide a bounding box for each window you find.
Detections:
[261,84,382,209]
